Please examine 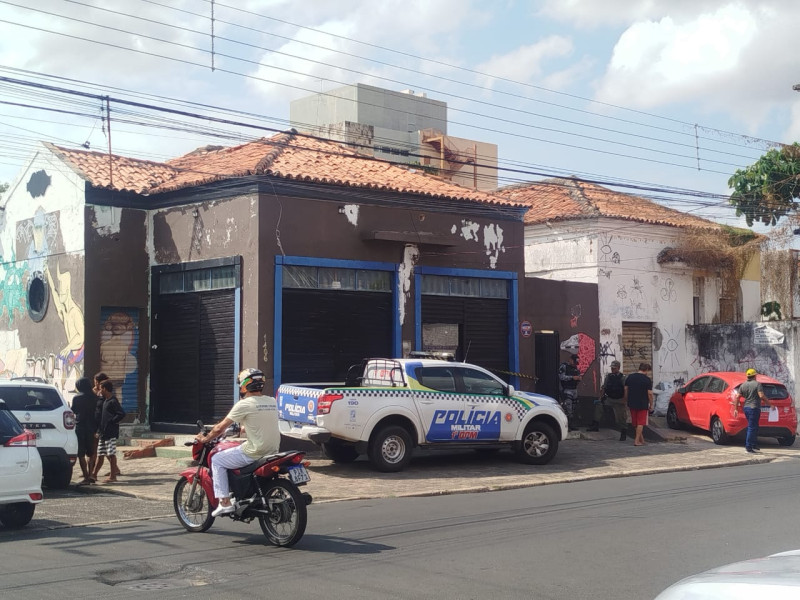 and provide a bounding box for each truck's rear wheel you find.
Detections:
[368,425,412,472]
